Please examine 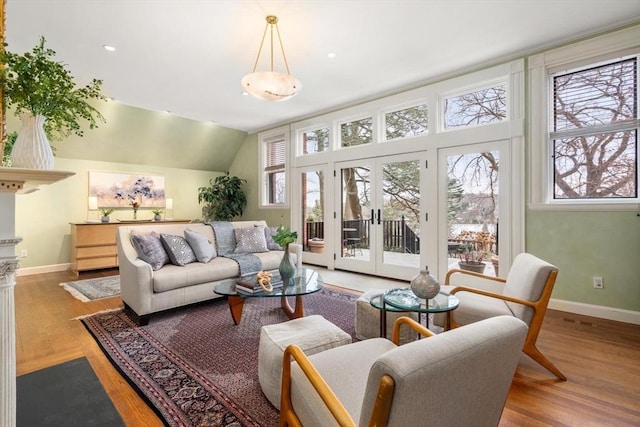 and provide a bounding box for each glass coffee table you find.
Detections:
[214,267,323,324]
[380,287,459,333]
